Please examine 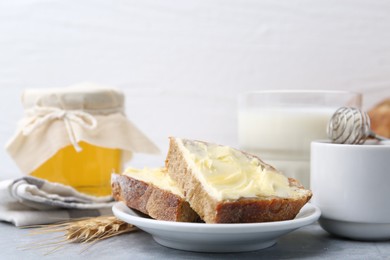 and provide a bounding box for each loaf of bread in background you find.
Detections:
[111,167,199,222]
[166,137,312,224]
[368,98,390,138]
